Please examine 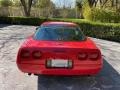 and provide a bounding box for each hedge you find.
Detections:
[0,16,120,42]
[0,16,47,25]
[90,8,120,23]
